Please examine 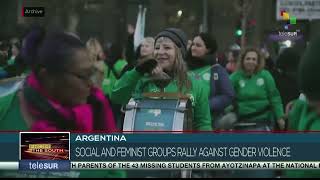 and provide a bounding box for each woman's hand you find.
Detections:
[151,66,163,76]
[150,65,171,89]
[277,118,286,130]
[151,66,171,80]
